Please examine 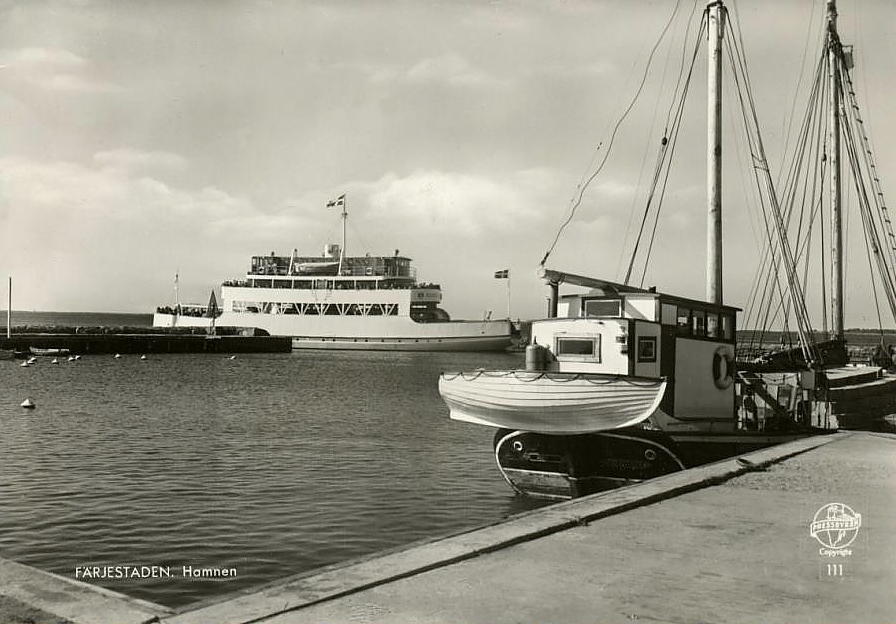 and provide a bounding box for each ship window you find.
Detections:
[637,337,657,362]
[584,299,621,317]
[721,314,734,340]
[706,313,720,338]
[692,310,706,336]
[676,308,691,335]
[555,336,600,361]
